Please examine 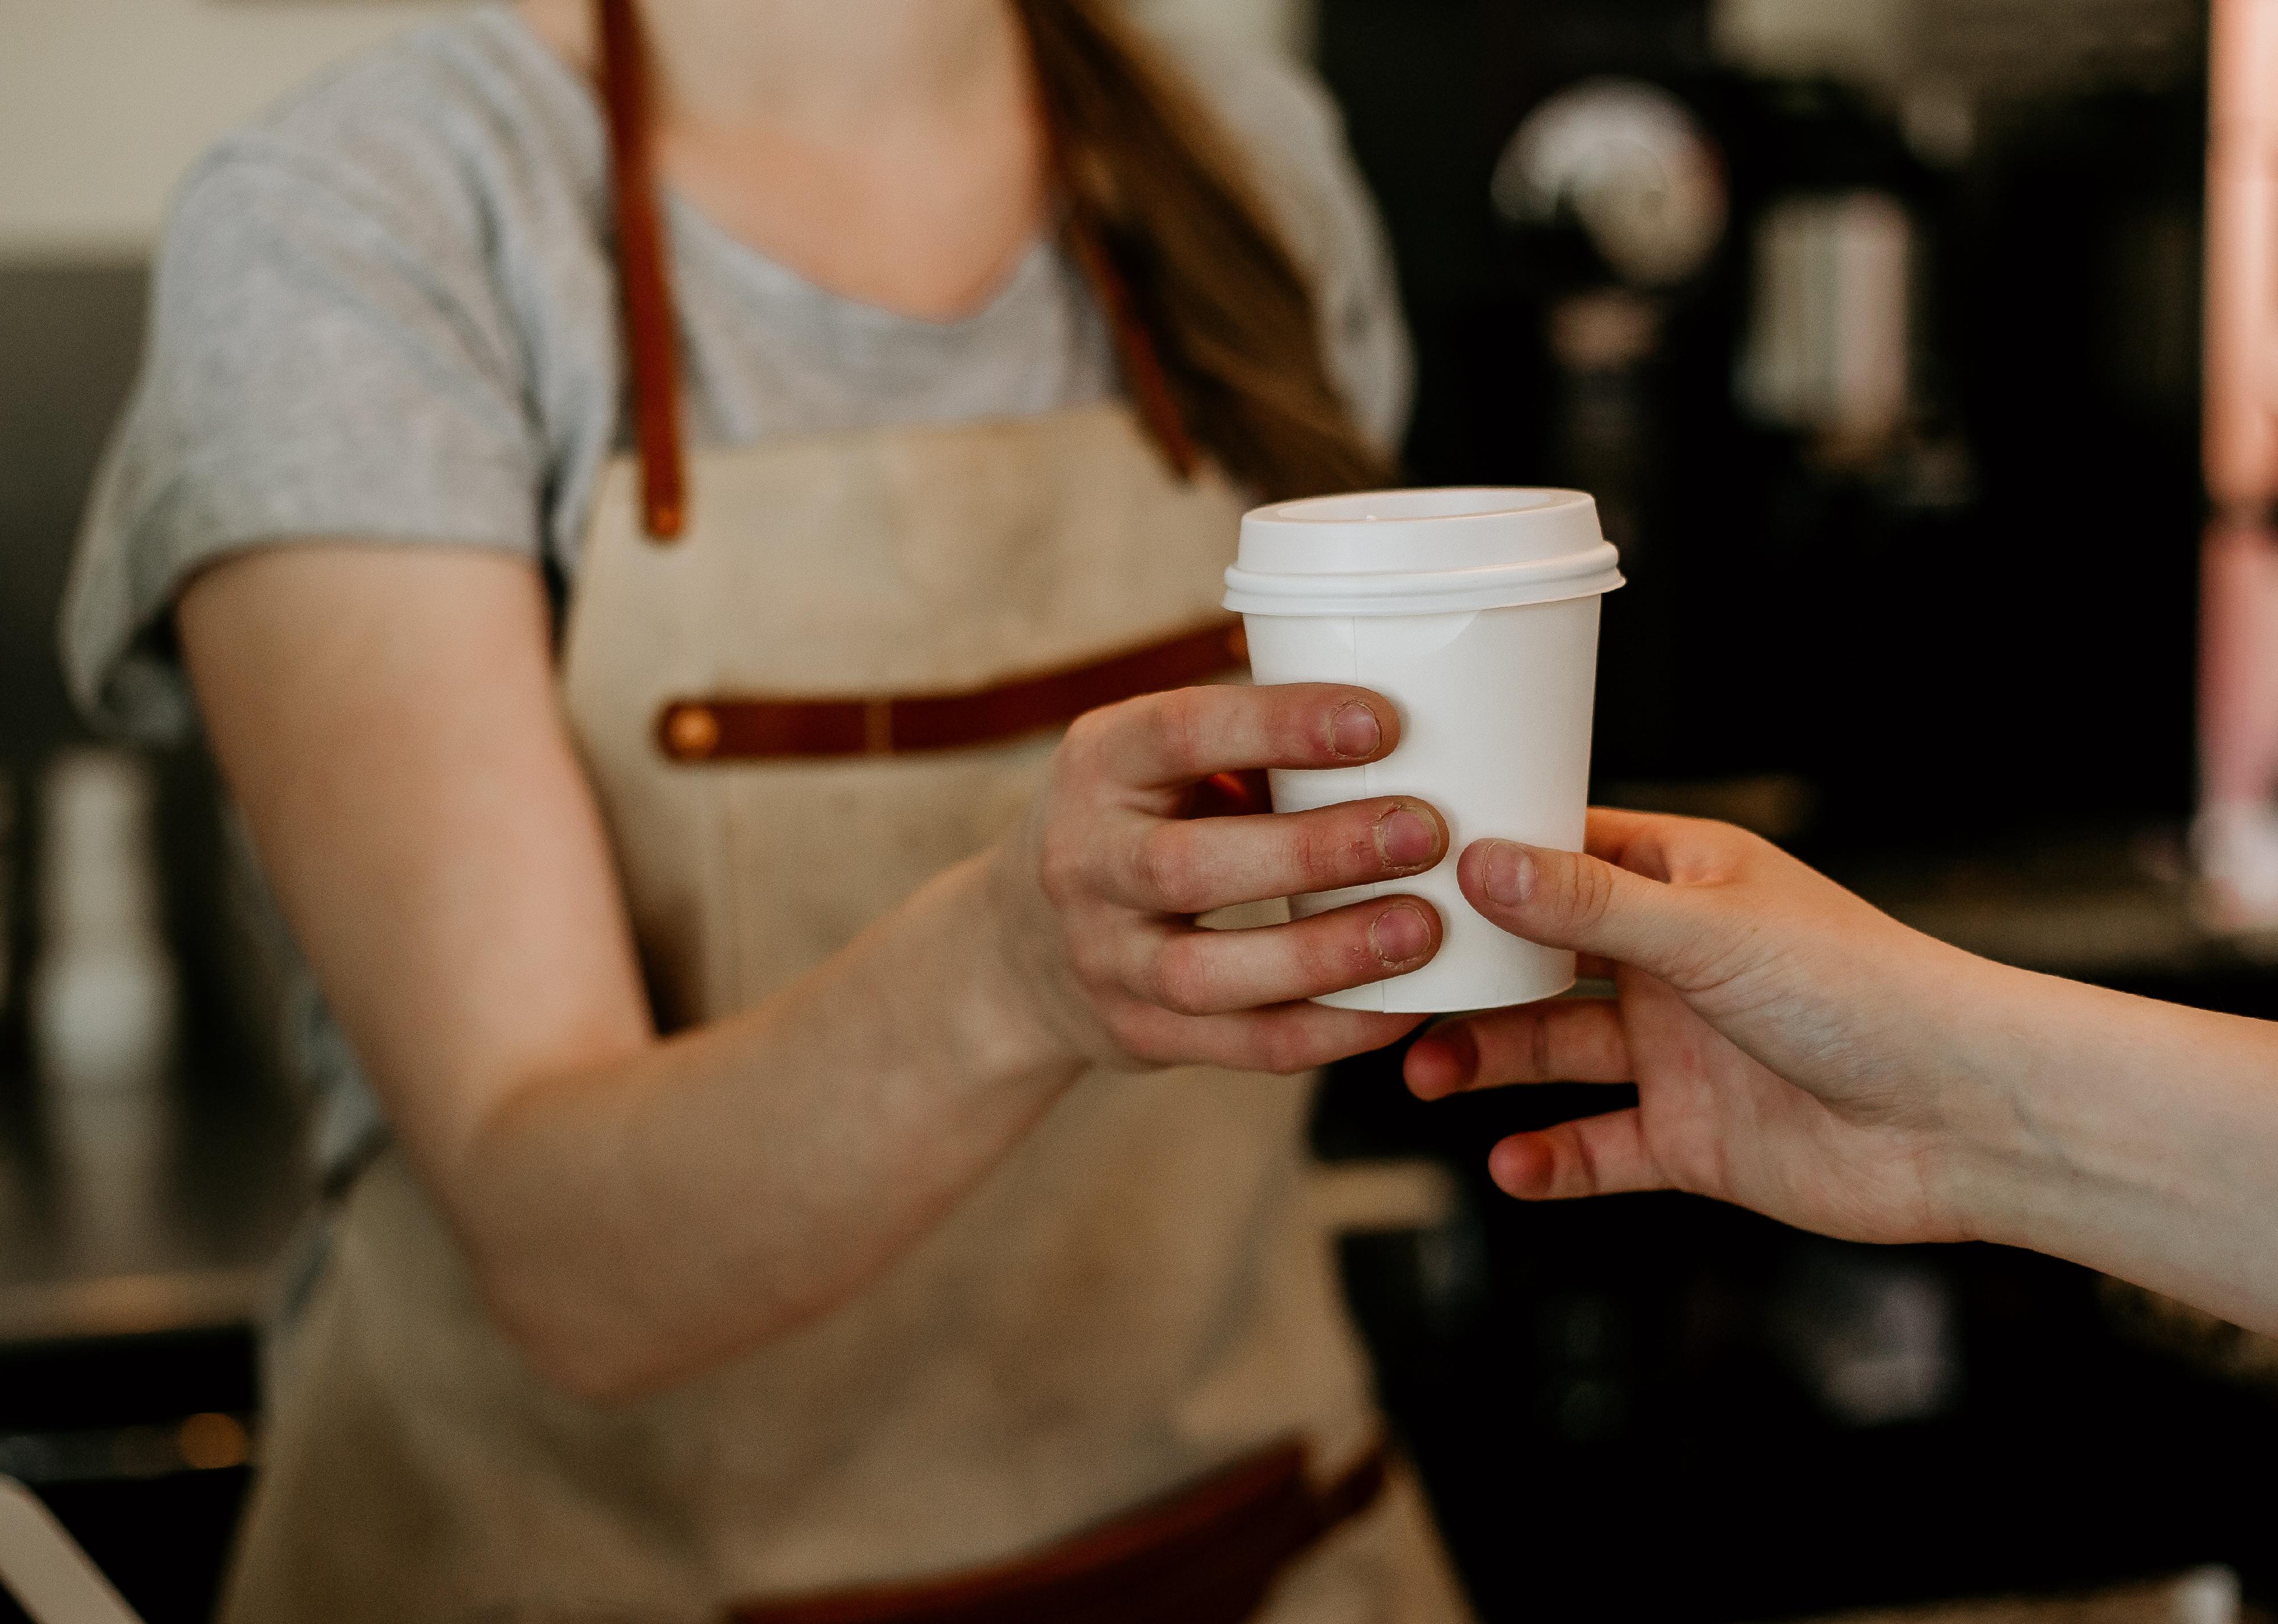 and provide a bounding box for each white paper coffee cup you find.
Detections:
[1223,488,1624,1014]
